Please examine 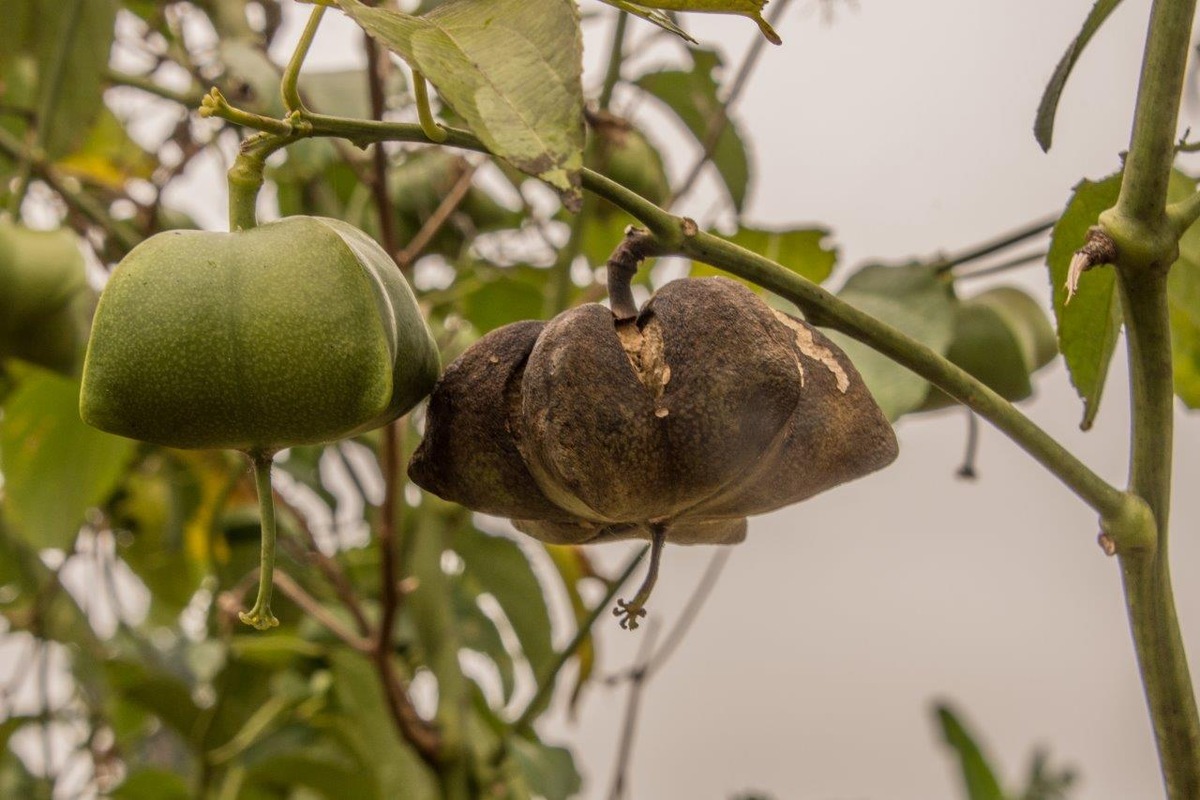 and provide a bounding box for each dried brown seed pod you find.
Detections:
[409,277,898,627]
